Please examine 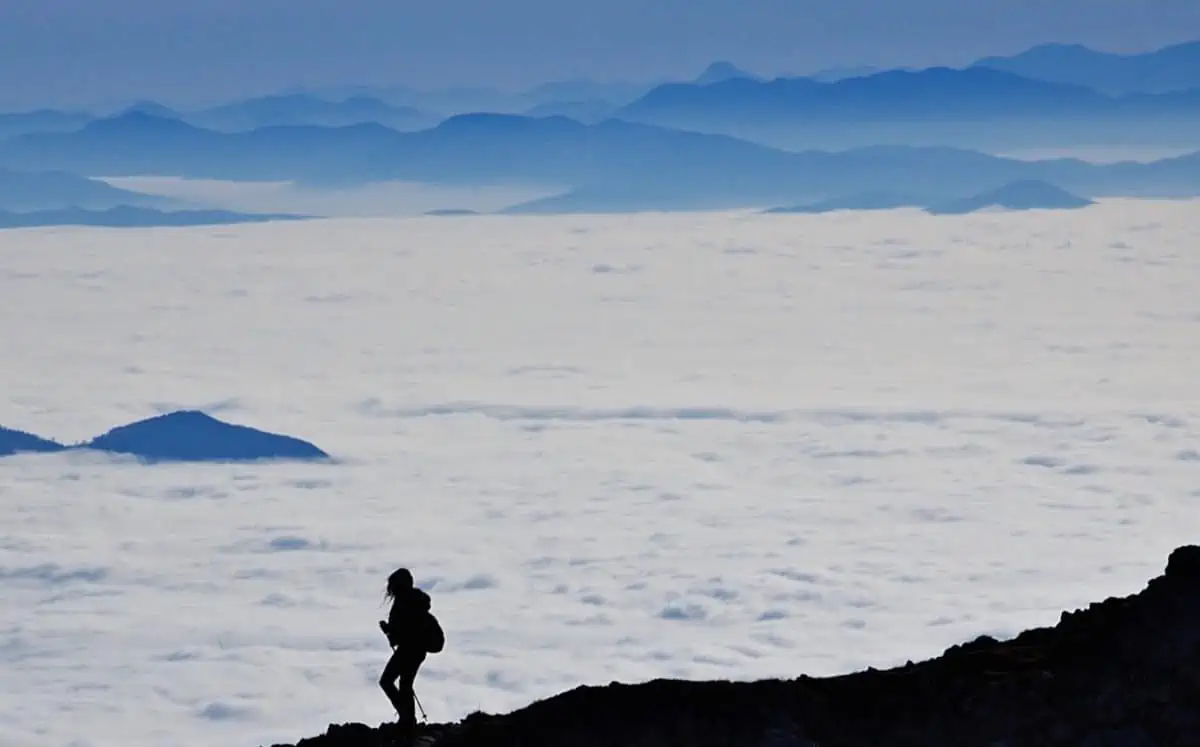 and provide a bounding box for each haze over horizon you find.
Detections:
[3,0,1200,109]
